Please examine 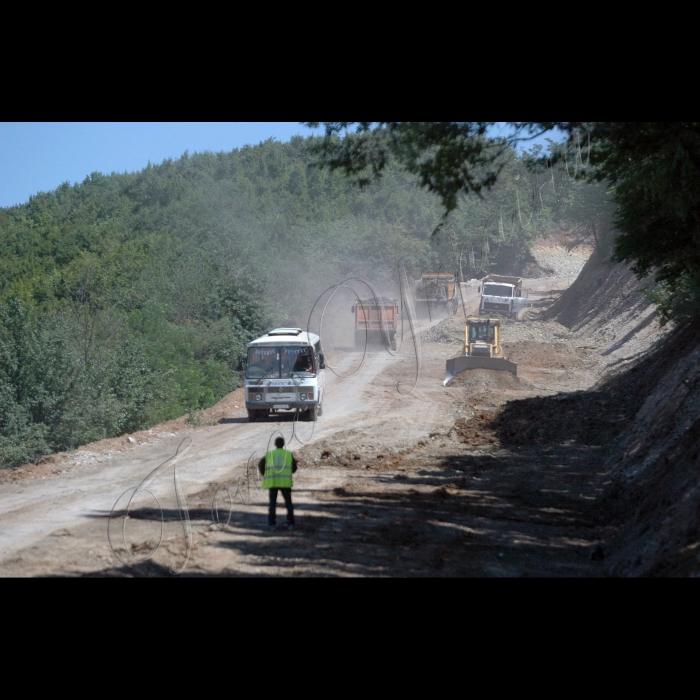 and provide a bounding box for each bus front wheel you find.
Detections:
[306,406,318,422]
